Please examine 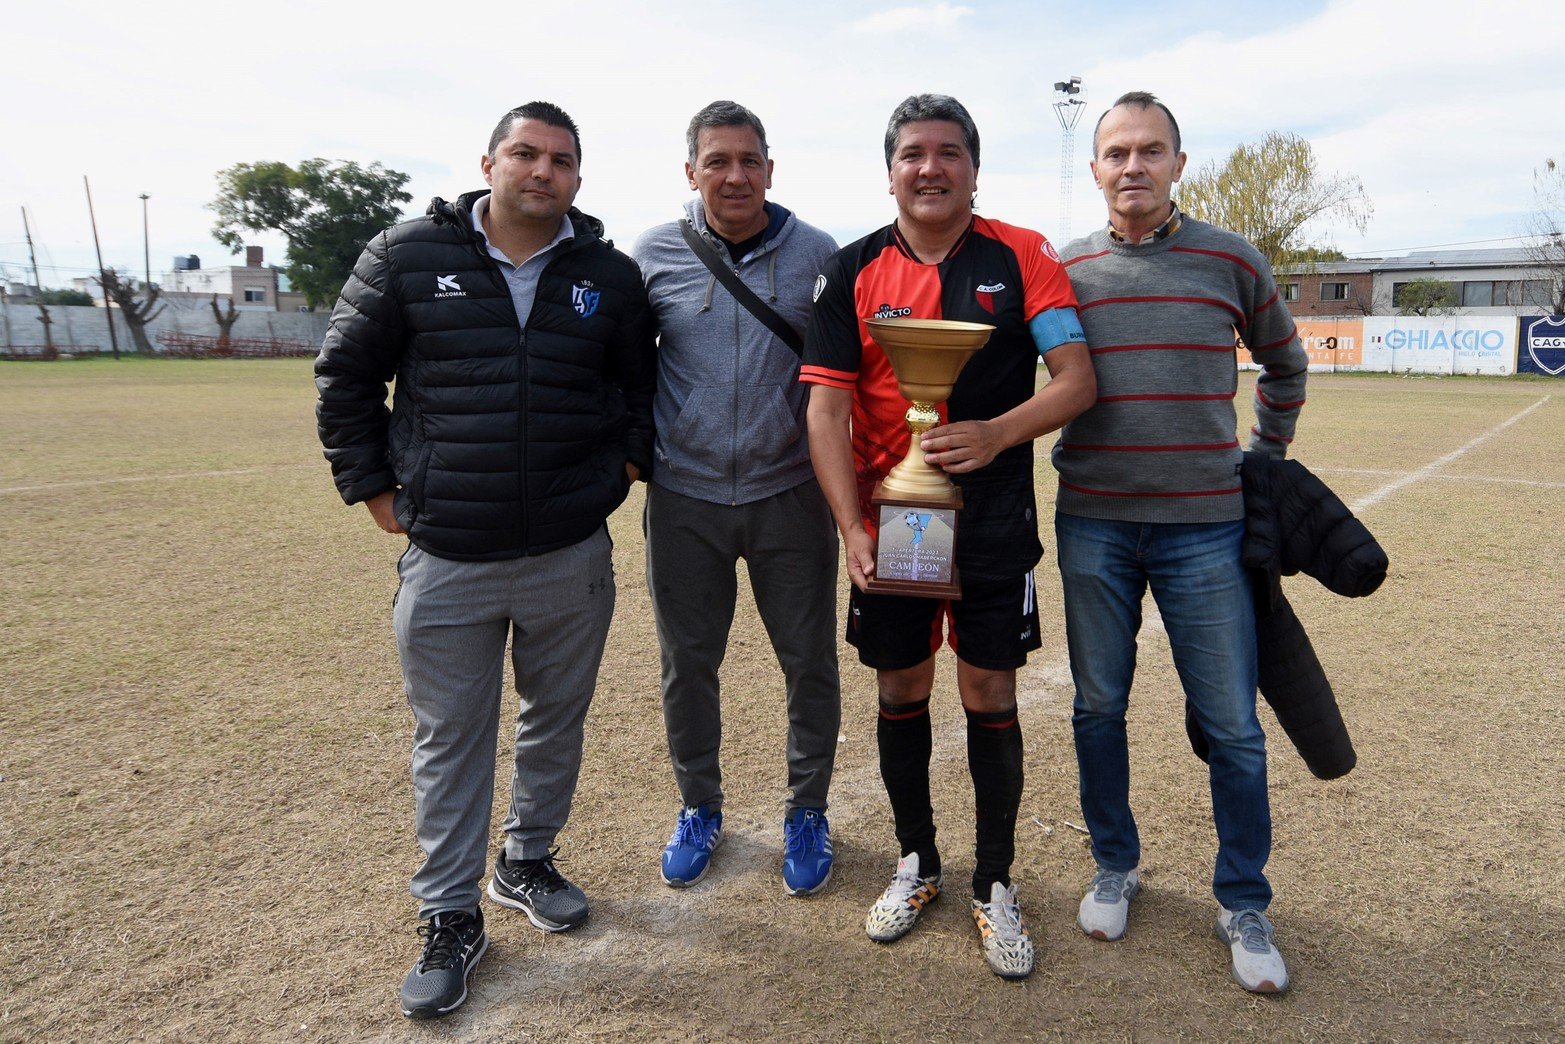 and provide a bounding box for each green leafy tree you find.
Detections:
[210,159,412,310]
[37,288,95,306]
[1180,131,1372,277]
[1395,278,1458,317]
[1280,246,1347,267]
